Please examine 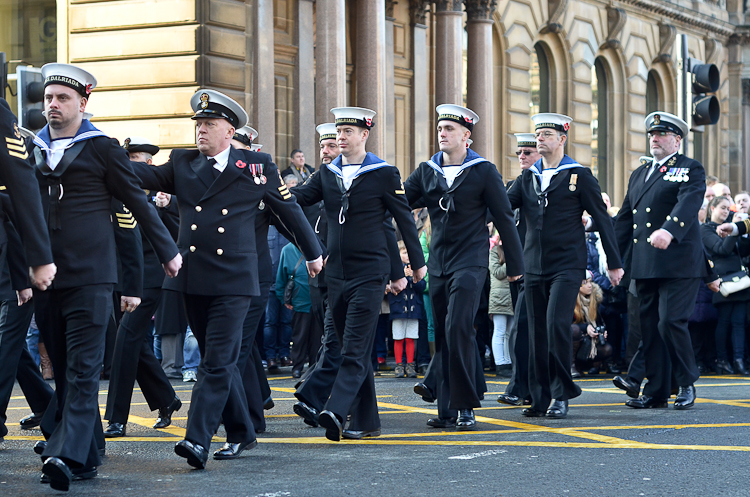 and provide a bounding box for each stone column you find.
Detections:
[356,0,387,156]
[296,0,316,162]
[434,0,464,106]
[465,1,496,160]
[254,0,275,157]
[410,1,431,167]
[315,0,347,127]
[385,0,397,164]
